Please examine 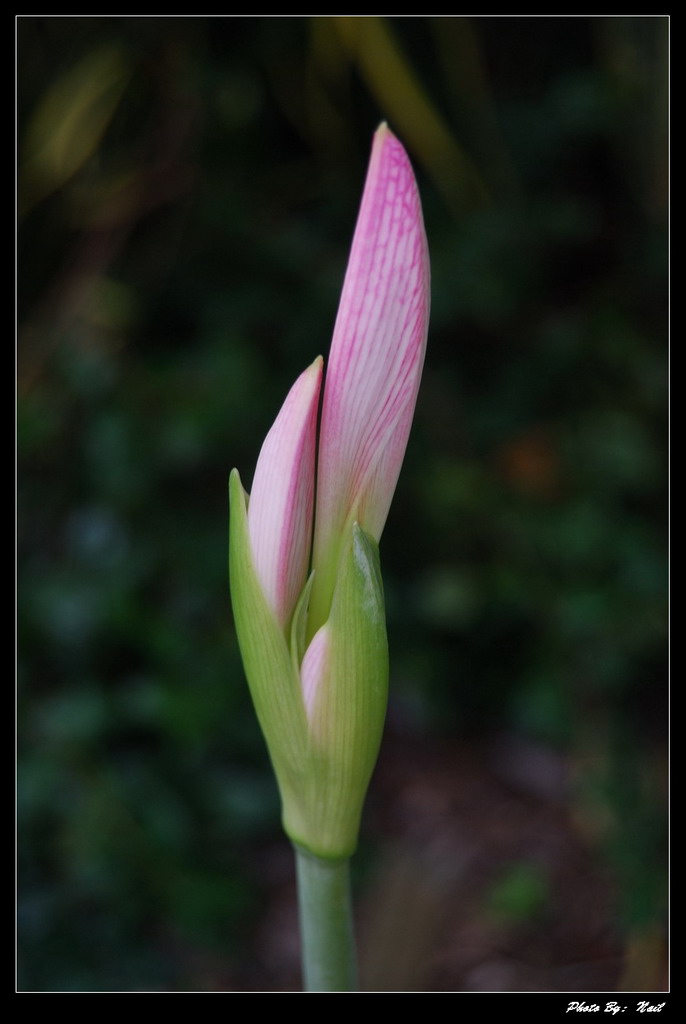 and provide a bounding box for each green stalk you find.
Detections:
[294,845,358,992]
